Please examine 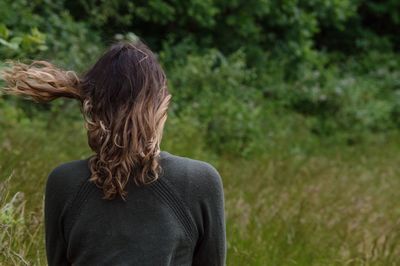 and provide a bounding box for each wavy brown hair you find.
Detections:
[1,40,171,200]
